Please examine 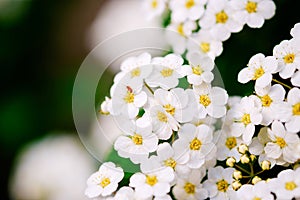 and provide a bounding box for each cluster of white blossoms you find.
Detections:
[143,0,276,60]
